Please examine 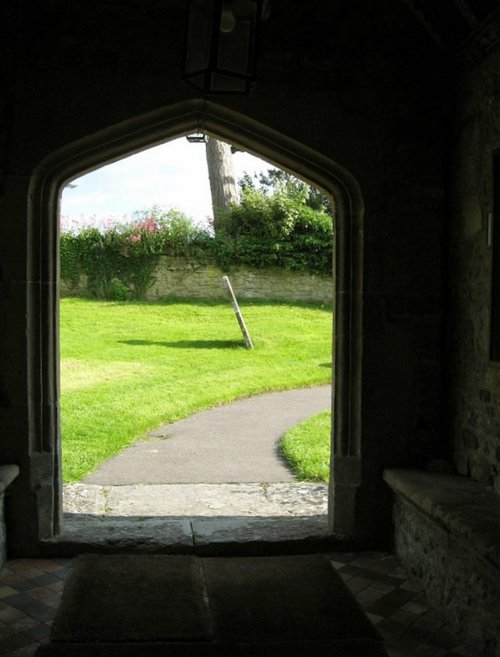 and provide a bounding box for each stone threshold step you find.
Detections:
[41,515,353,557]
